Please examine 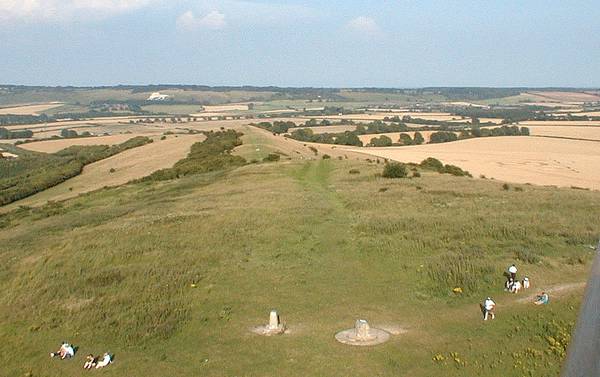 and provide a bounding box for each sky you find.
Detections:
[0,0,599,87]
